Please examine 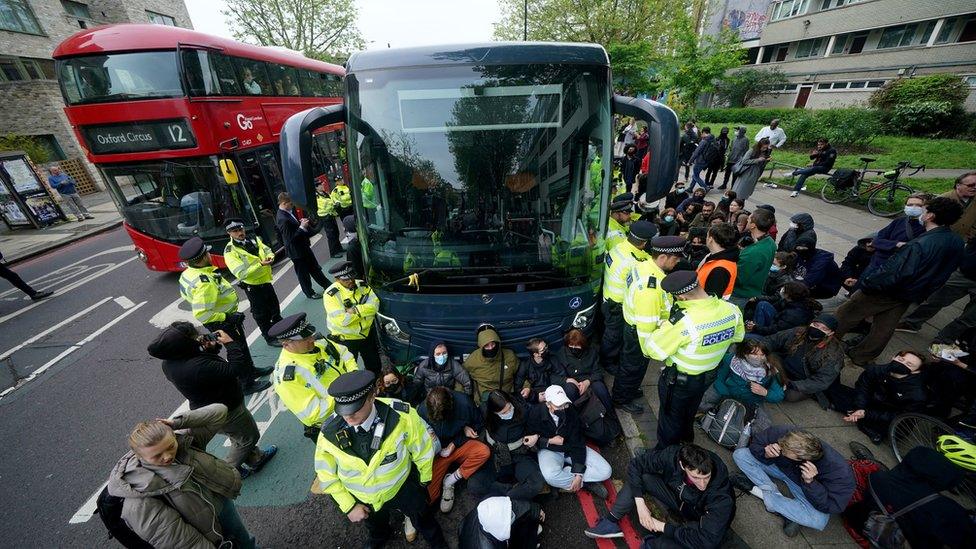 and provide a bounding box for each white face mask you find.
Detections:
[904,205,924,218]
[497,409,514,421]
[788,222,798,230]
[434,354,448,366]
